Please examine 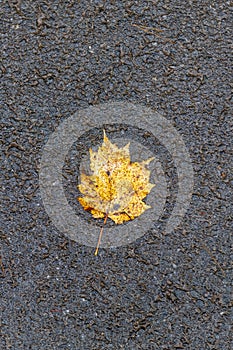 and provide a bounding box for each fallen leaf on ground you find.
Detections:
[78,130,155,254]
